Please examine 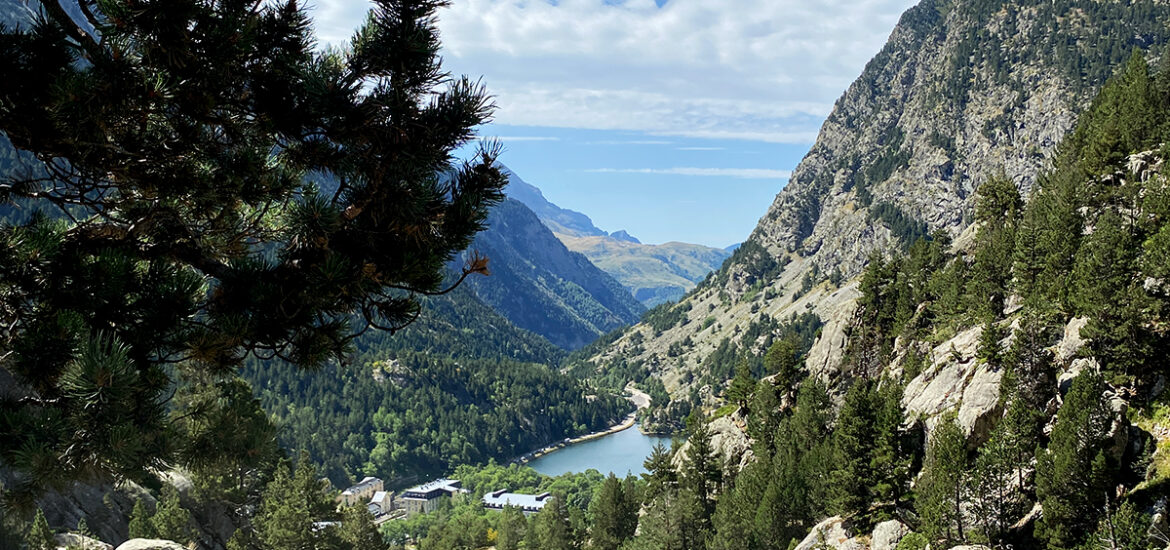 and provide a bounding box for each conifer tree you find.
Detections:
[830,381,876,518]
[496,505,526,550]
[128,498,157,540]
[681,415,721,526]
[971,418,1021,545]
[628,489,695,550]
[869,381,911,509]
[790,381,835,518]
[1036,371,1117,549]
[997,368,1043,489]
[532,495,575,550]
[1084,500,1152,550]
[746,379,781,448]
[709,456,770,550]
[0,0,508,493]
[916,415,968,547]
[976,321,1005,368]
[25,509,53,550]
[338,504,385,550]
[151,485,195,545]
[1006,313,1057,415]
[968,174,1021,320]
[642,442,676,503]
[1015,172,1083,313]
[1070,51,1158,176]
[755,443,810,549]
[764,336,802,392]
[726,359,756,411]
[226,529,254,550]
[1073,210,1156,378]
[253,456,334,550]
[590,473,637,550]
[174,376,280,502]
